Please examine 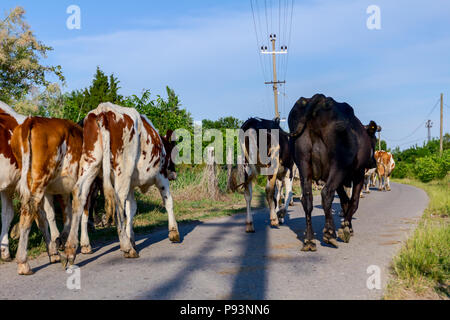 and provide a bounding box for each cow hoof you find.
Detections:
[338,227,351,243]
[49,254,61,264]
[323,229,339,248]
[1,256,12,262]
[246,223,255,233]
[56,238,65,251]
[301,240,317,252]
[277,208,287,219]
[1,250,12,262]
[124,248,139,259]
[326,238,339,248]
[270,219,279,228]
[169,230,180,243]
[81,245,93,255]
[17,263,33,276]
[60,255,68,269]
